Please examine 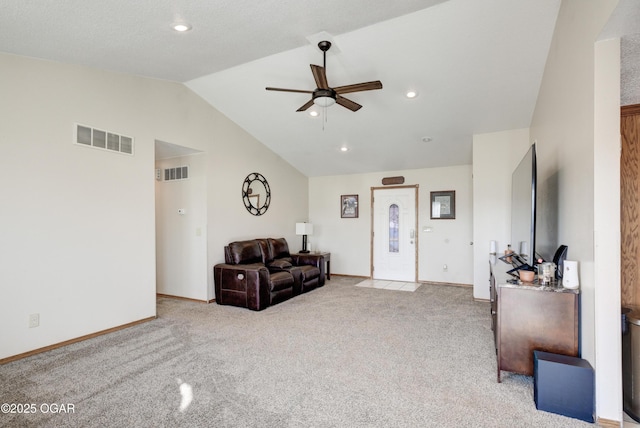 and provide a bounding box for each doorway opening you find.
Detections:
[155,140,208,301]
